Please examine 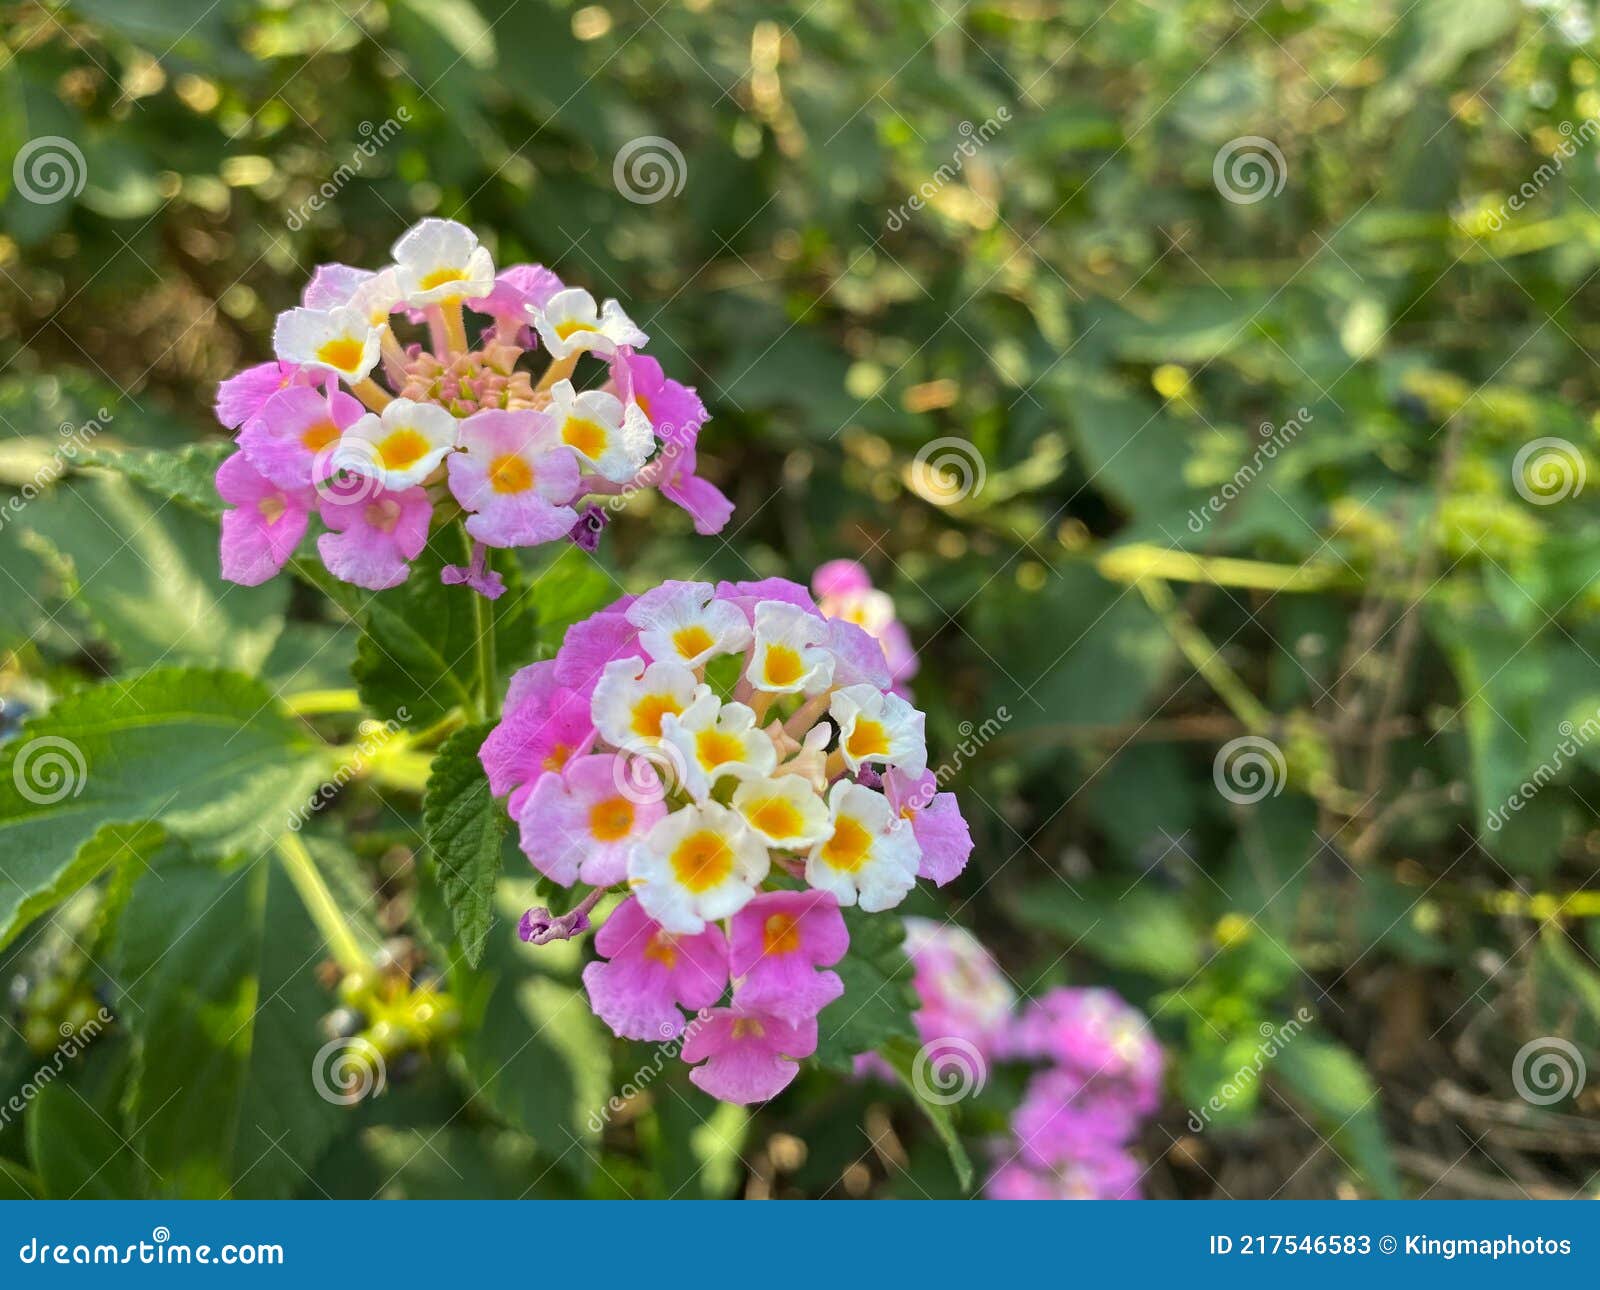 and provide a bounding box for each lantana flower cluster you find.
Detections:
[875,921,1163,1199]
[479,576,973,1104]
[213,218,729,595]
